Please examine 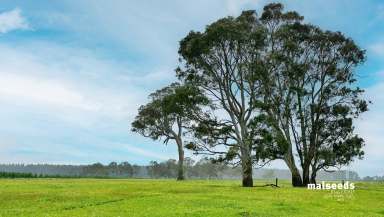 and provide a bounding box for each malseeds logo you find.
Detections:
[307,181,355,190]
